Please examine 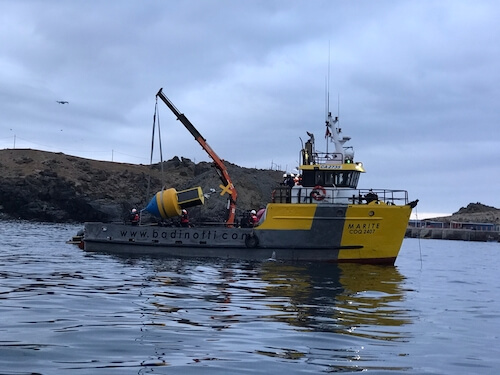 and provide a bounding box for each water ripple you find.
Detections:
[2,221,500,373]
